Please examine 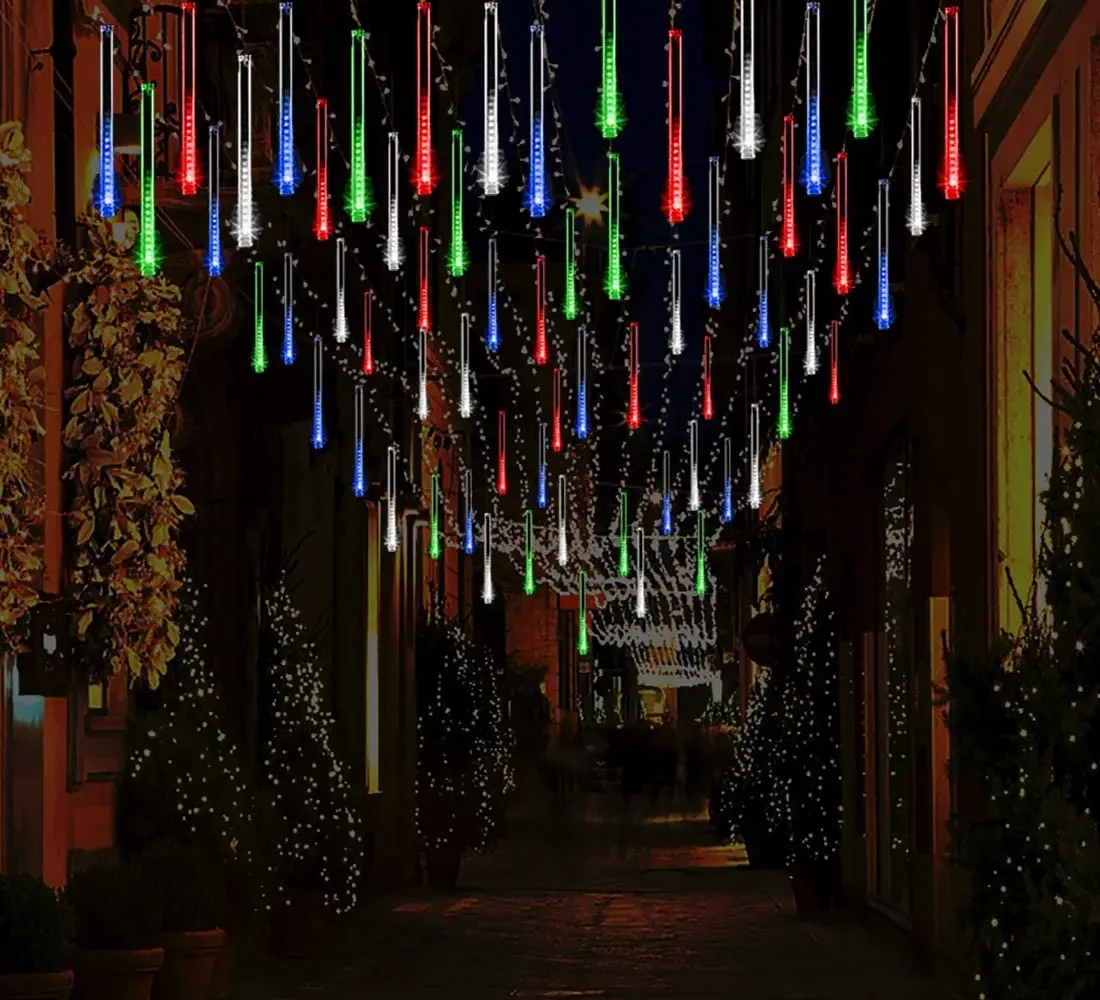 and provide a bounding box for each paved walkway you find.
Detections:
[230,794,946,999]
